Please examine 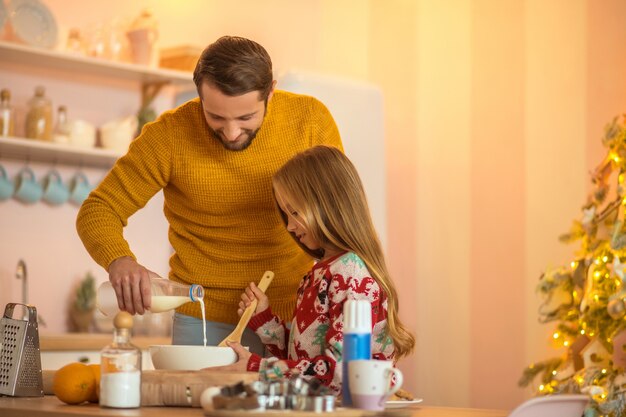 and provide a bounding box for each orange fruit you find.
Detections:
[87,364,101,403]
[53,362,96,405]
